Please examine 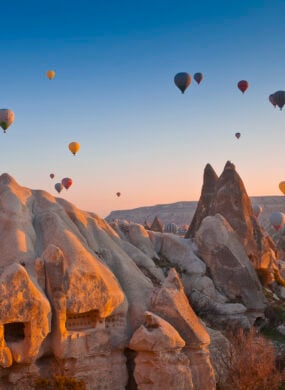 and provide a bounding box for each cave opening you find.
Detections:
[4,322,25,343]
